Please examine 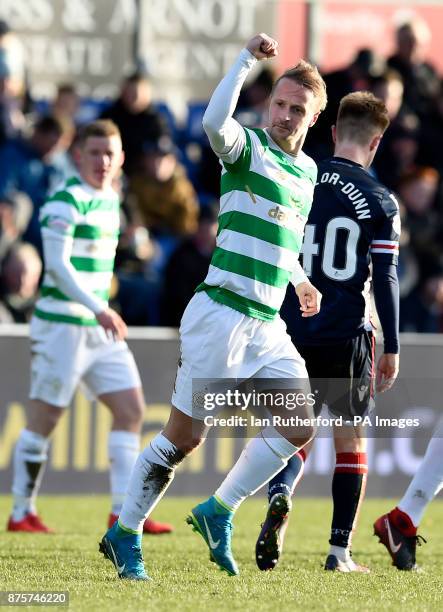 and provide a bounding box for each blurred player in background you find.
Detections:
[374,416,443,570]
[7,120,172,536]
[256,92,400,573]
[99,32,326,580]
